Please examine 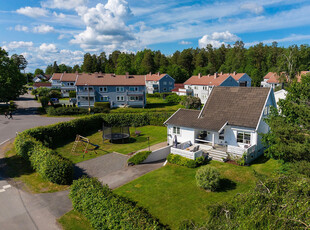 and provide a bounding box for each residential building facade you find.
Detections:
[51,72,78,97]
[183,72,251,104]
[164,87,276,163]
[75,73,146,108]
[261,71,306,89]
[145,73,175,94]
